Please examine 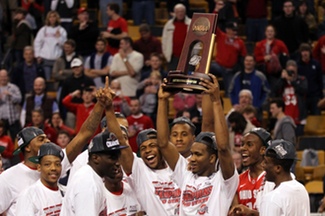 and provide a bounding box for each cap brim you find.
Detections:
[28,156,40,164]
[13,147,22,155]
[91,145,129,153]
